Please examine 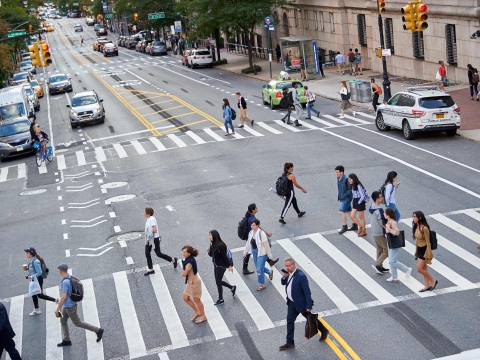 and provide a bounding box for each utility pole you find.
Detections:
[377,0,391,101]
